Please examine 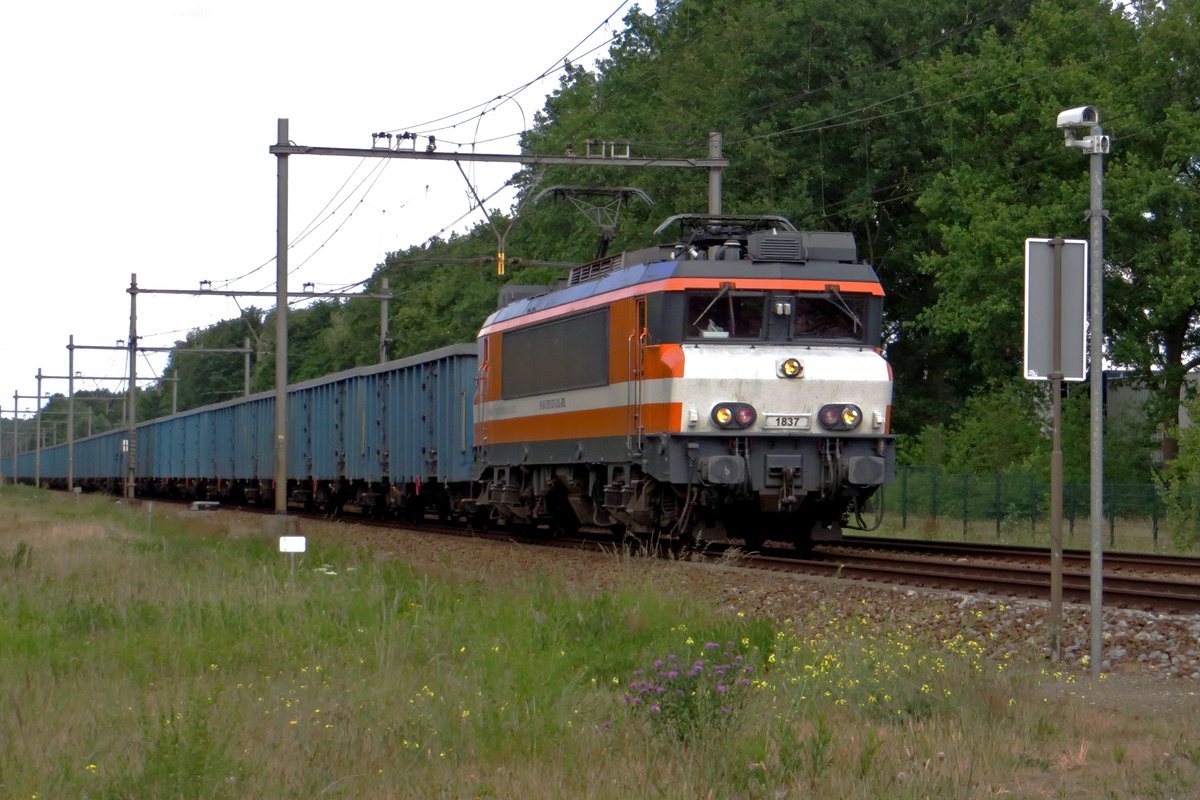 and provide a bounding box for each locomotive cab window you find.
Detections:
[686,289,764,340]
[793,293,867,342]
